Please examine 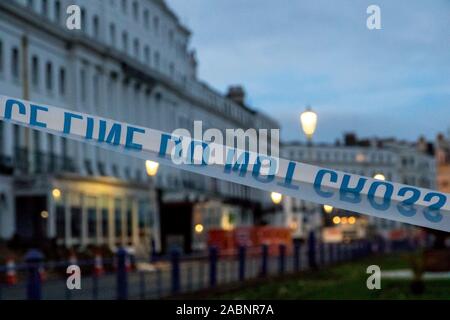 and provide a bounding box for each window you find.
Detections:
[45,62,53,91]
[154,51,160,69]
[93,15,100,39]
[42,0,48,17]
[153,16,159,35]
[101,207,109,239]
[110,23,116,46]
[56,205,65,238]
[80,68,86,102]
[126,201,133,238]
[81,7,87,31]
[27,0,34,9]
[121,0,127,14]
[71,206,82,238]
[31,55,39,88]
[115,199,122,239]
[11,47,19,80]
[133,39,140,58]
[54,0,61,23]
[133,1,139,21]
[88,205,97,239]
[144,46,150,64]
[169,30,174,45]
[122,31,128,52]
[169,63,174,77]
[59,67,66,96]
[143,9,149,29]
